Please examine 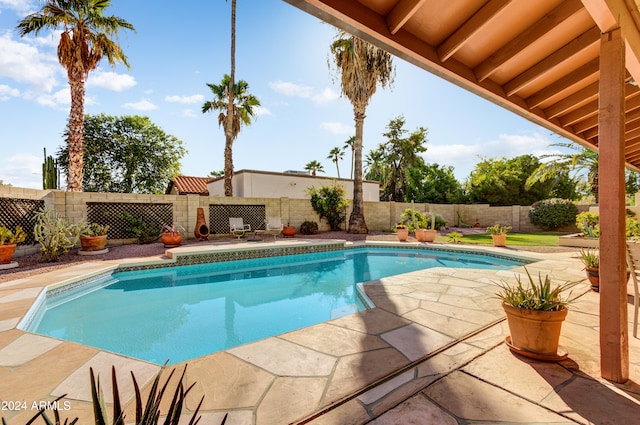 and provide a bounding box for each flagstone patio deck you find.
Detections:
[0,240,638,424]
